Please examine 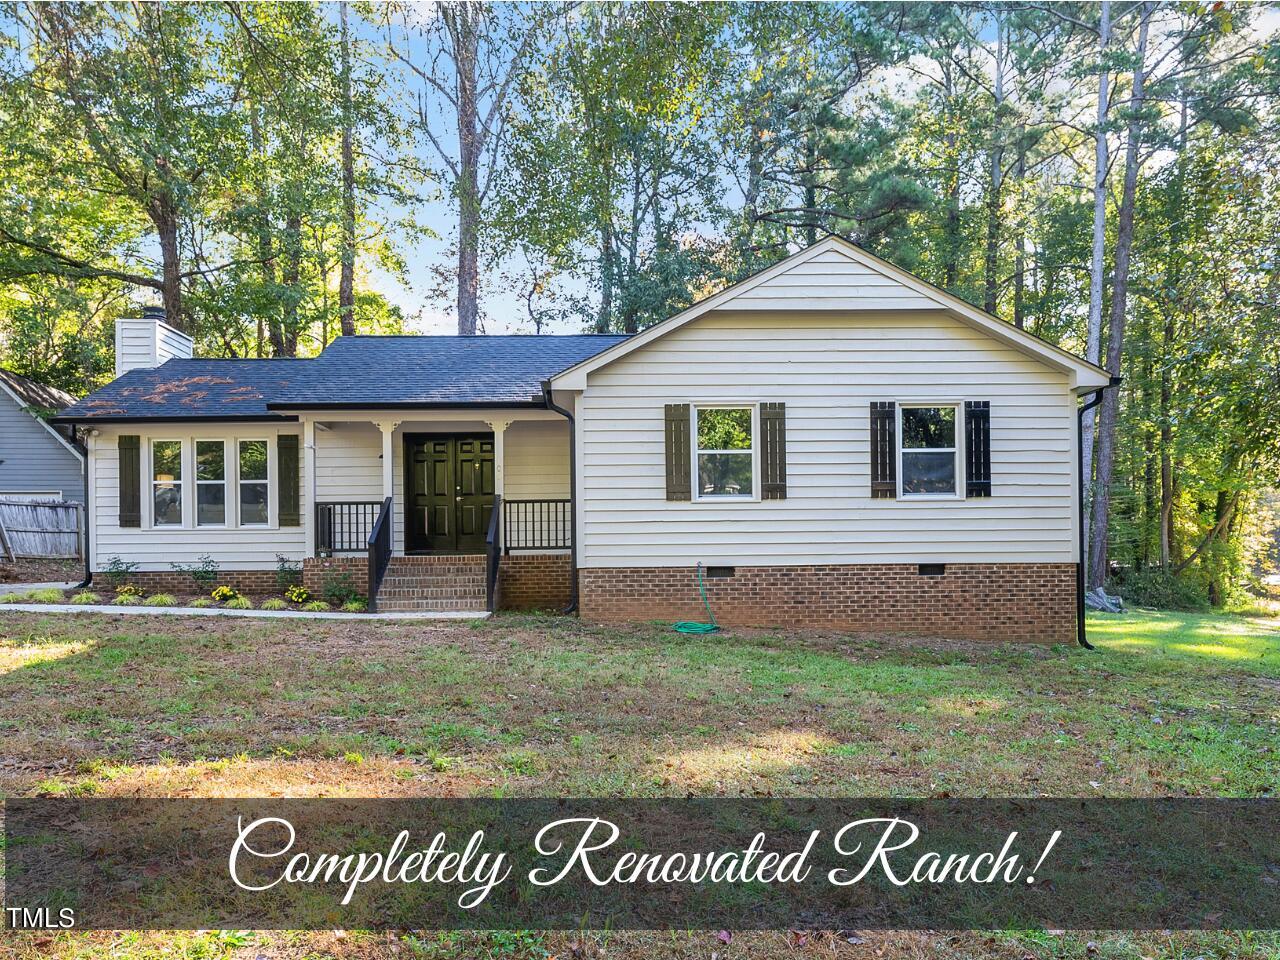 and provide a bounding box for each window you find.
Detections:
[151,440,183,525]
[195,440,226,526]
[899,405,959,496]
[695,406,754,499]
[238,439,269,525]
